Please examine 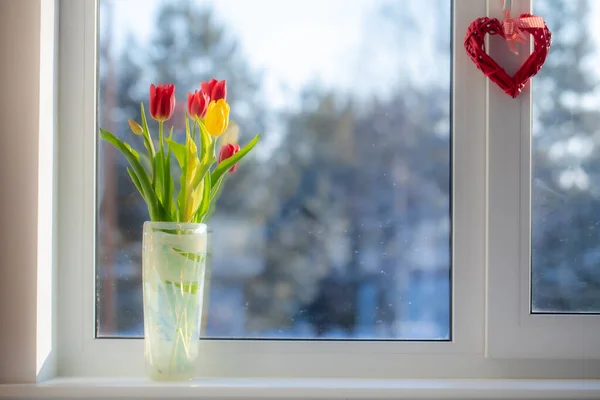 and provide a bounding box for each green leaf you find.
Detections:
[166,138,187,168]
[177,162,187,222]
[176,130,190,222]
[197,172,211,223]
[139,125,154,162]
[100,128,161,220]
[198,121,214,165]
[191,161,210,190]
[139,153,152,174]
[168,179,175,217]
[163,126,174,220]
[191,119,198,147]
[204,174,229,223]
[140,103,153,149]
[182,132,201,222]
[124,142,140,161]
[187,173,205,223]
[186,120,214,196]
[126,167,144,201]
[140,103,156,185]
[154,151,165,205]
[209,173,227,203]
[185,112,191,143]
[175,116,195,222]
[211,134,260,187]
